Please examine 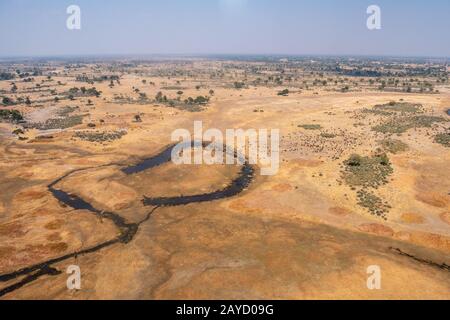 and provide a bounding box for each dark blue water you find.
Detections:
[121,145,174,174]
[56,143,254,210]
[143,163,254,206]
